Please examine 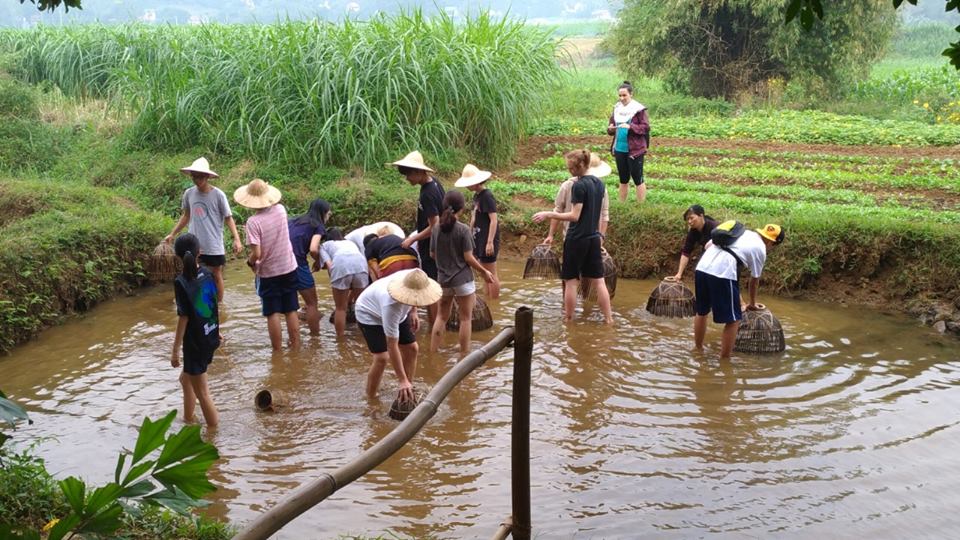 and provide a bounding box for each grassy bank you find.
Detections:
[0,446,233,539]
